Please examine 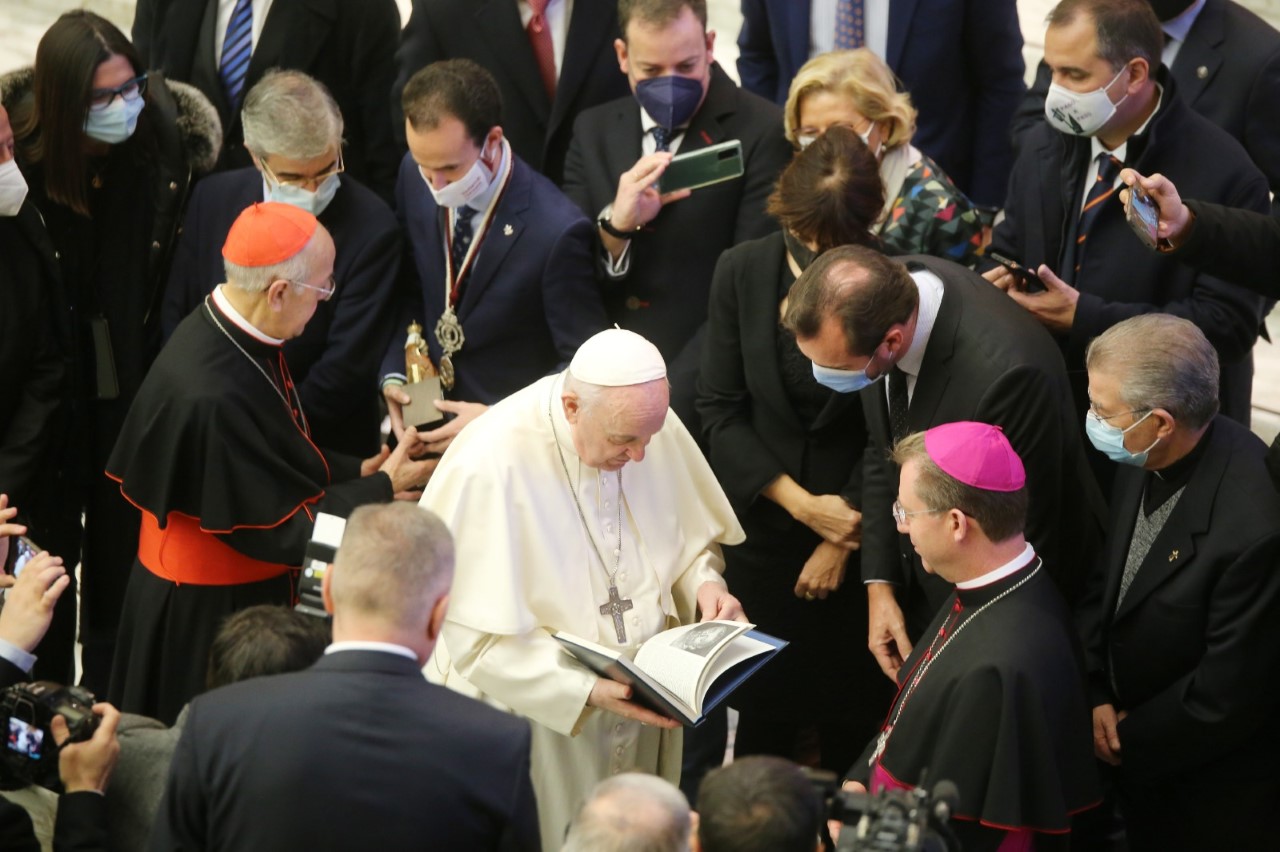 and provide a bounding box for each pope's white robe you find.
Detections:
[420,372,744,850]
